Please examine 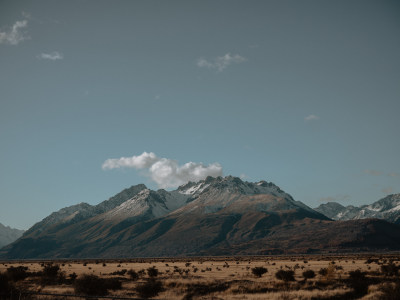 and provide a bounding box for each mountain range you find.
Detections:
[314,194,400,224]
[0,223,24,248]
[2,176,400,258]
